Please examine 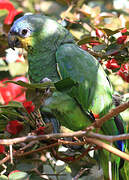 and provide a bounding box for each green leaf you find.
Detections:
[0,62,9,71]
[0,109,23,119]
[120,109,129,122]
[122,31,129,36]
[125,21,129,29]
[16,162,35,172]
[0,101,22,108]
[65,165,72,173]
[29,174,43,180]
[55,78,77,91]
[8,172,29,180]
[106,43,121,56]
[102,28,122,36]
[4,81,55,91]
[93,44,106,52]
[77,36,99,45]
[0,117,8,132]
[0,175,8,180]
